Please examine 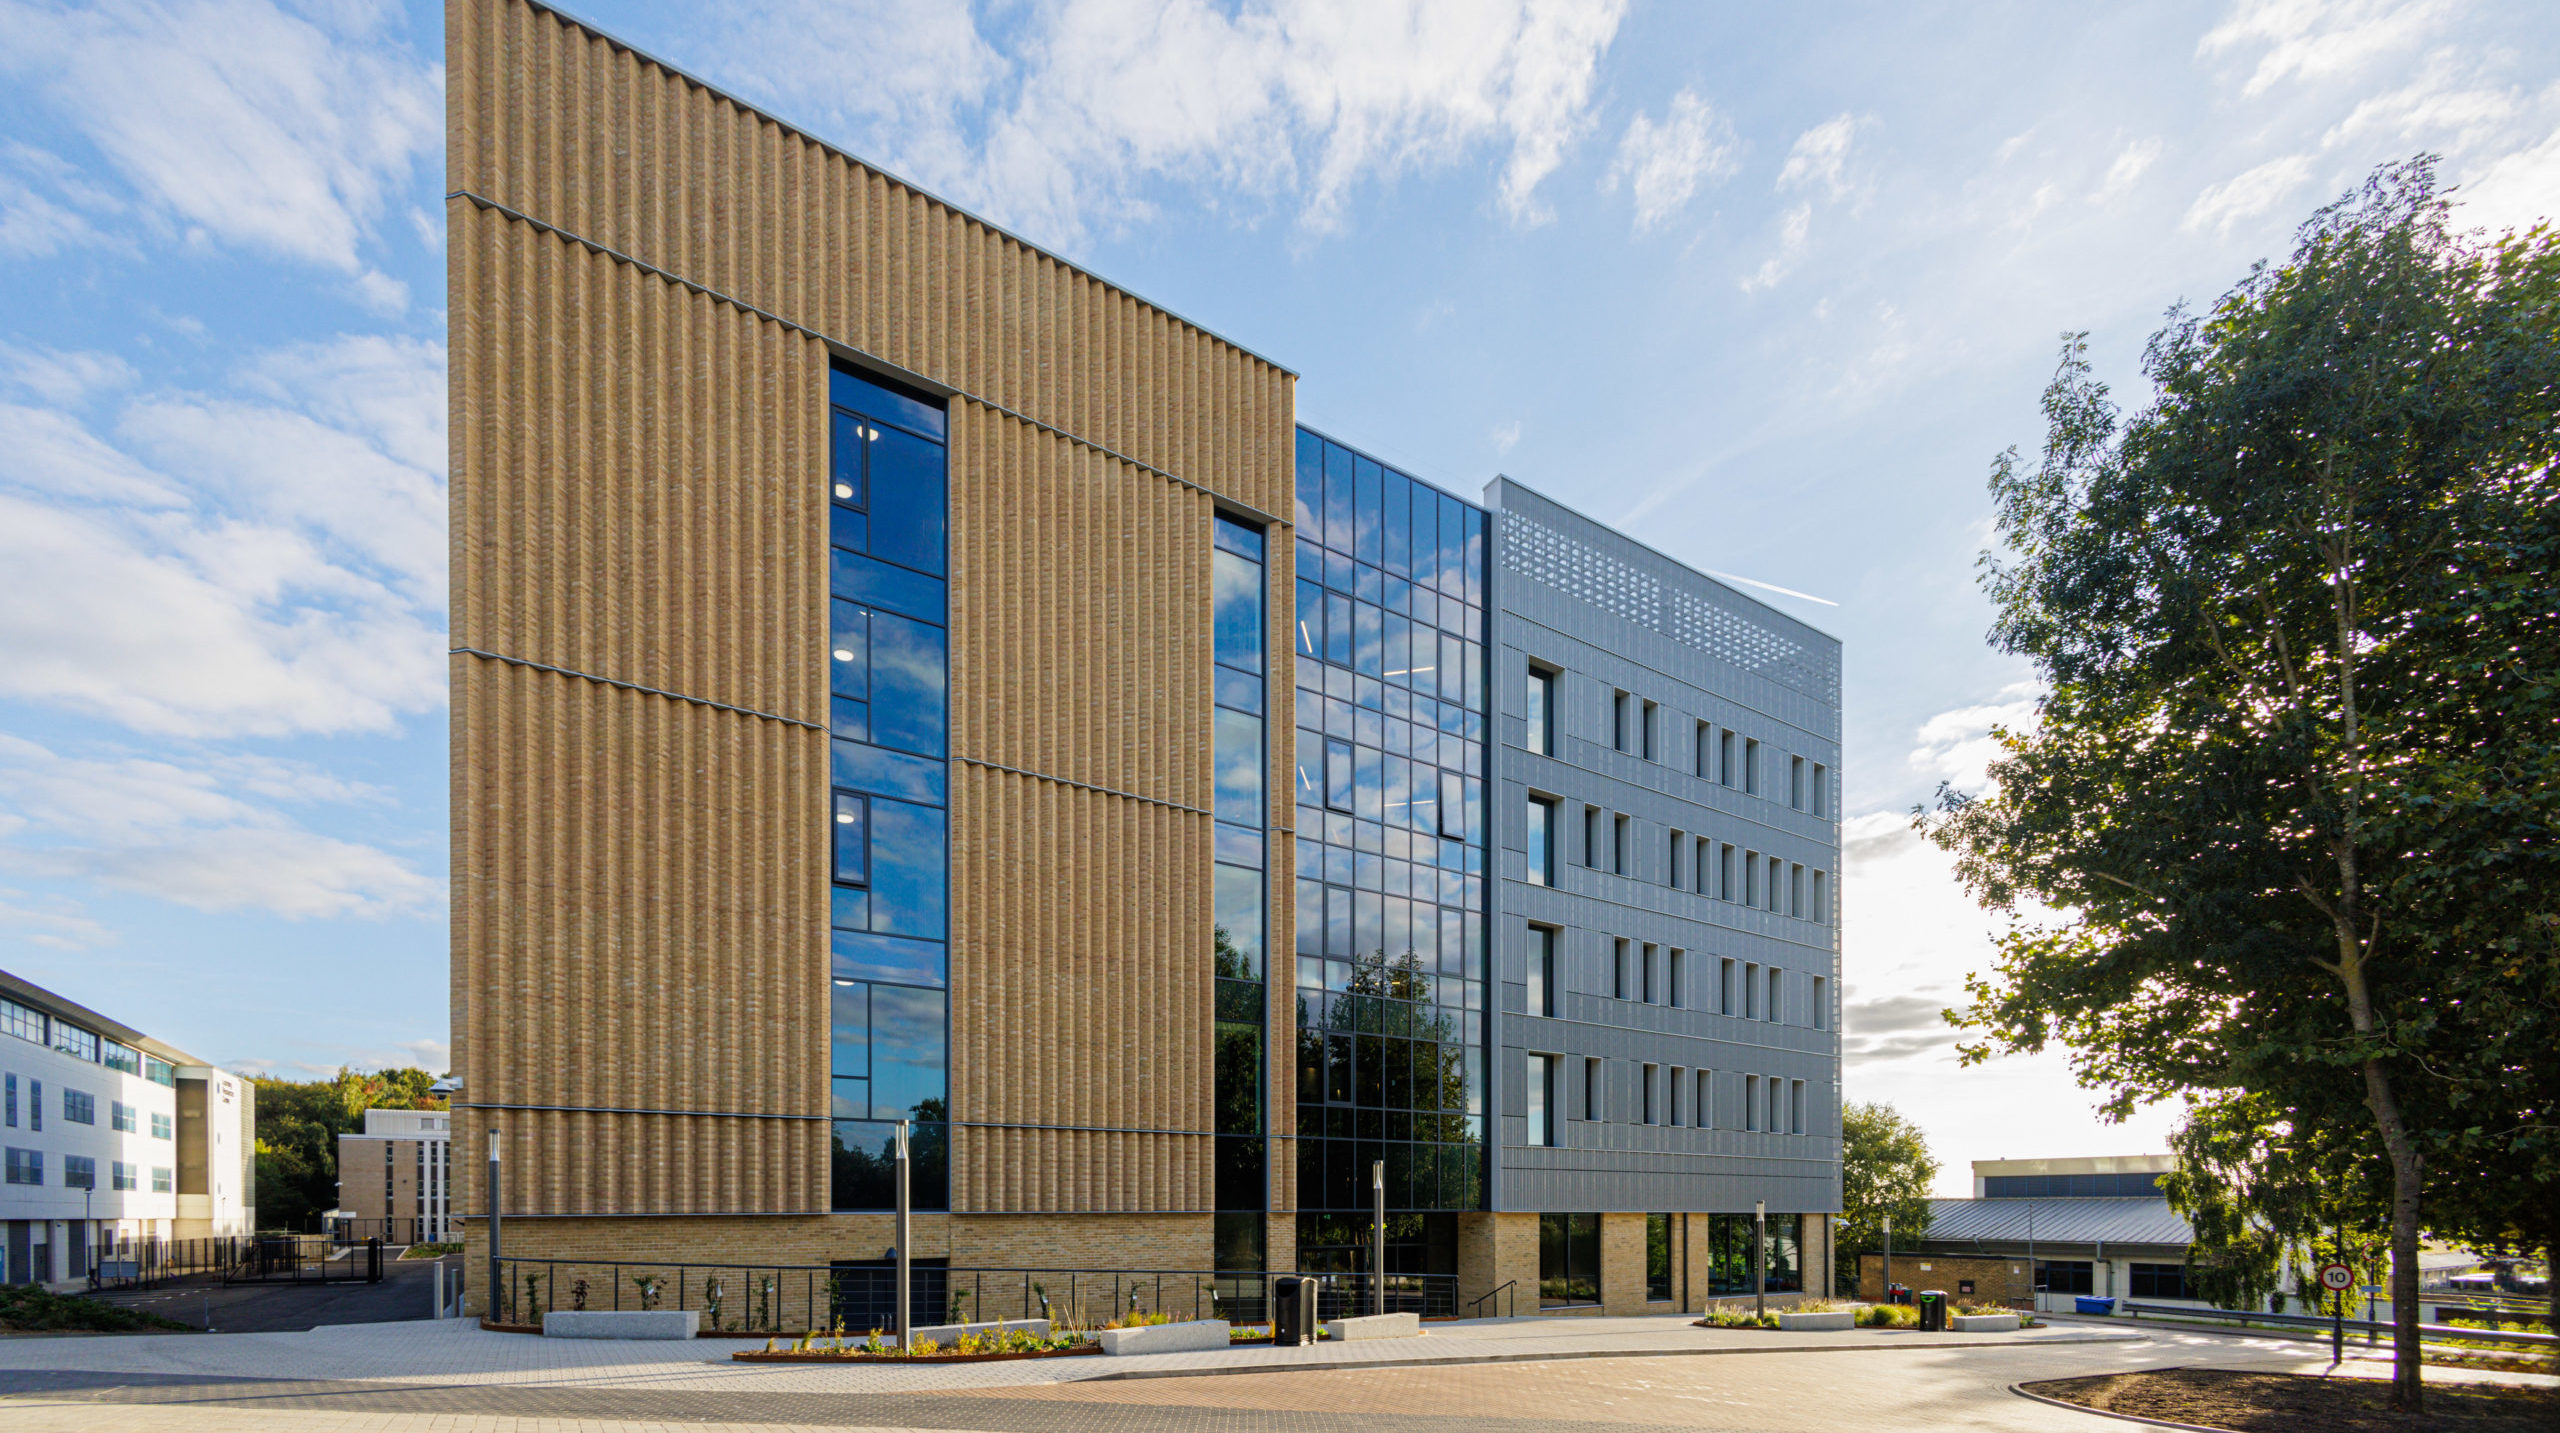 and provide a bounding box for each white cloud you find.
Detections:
[0,344,137,407]
[1491,420,1521,454]
[0,735,440,920]
[0,887,112,951]
[0,334,447,737]
[1739,201,1812,293]
[1909,681,2041,793]
[713,0,1629,245]
[0,0,439,274]
[2458,122,2560,235]
[1777,113,1860,199]
[2199,0,2451,98]
[1605,88,1740,234]
[2095,137,2163,200]
[2182,153,2315,235]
